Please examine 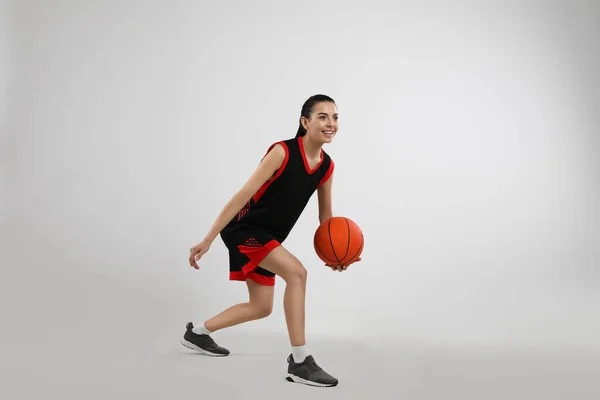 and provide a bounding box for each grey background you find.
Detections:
[2,0,599,398]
